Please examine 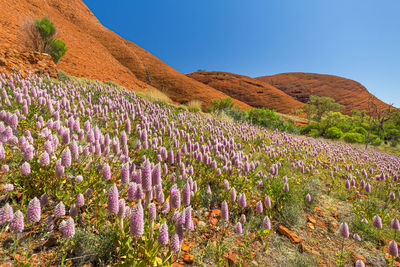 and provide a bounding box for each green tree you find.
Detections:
[304,95,344,121]
[22,16,67,63]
